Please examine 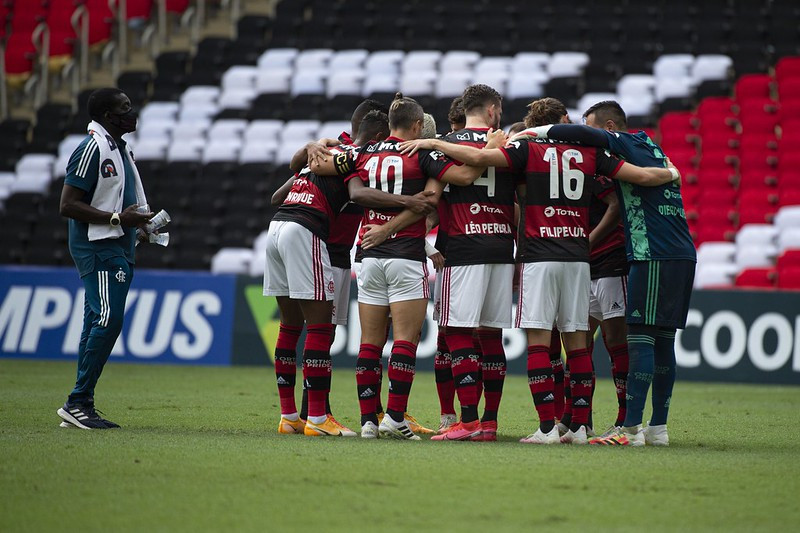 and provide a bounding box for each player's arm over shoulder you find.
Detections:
[597,149,677,187]
[309,149,356,176]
